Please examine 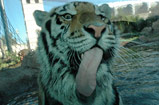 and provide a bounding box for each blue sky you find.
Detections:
[3,0,27,43]
[43,0,130,11]
[2,0,158,43]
